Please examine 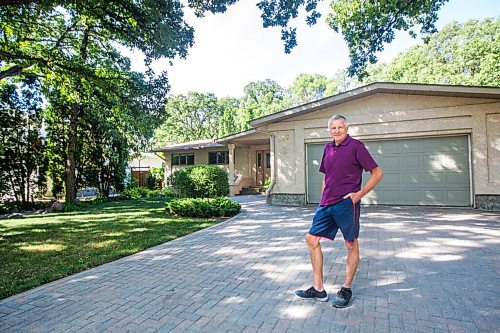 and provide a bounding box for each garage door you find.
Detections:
[306,136,471,206]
